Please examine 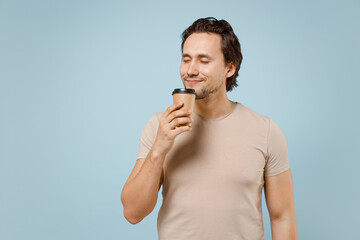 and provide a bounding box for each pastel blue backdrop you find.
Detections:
[1,0,359,239]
